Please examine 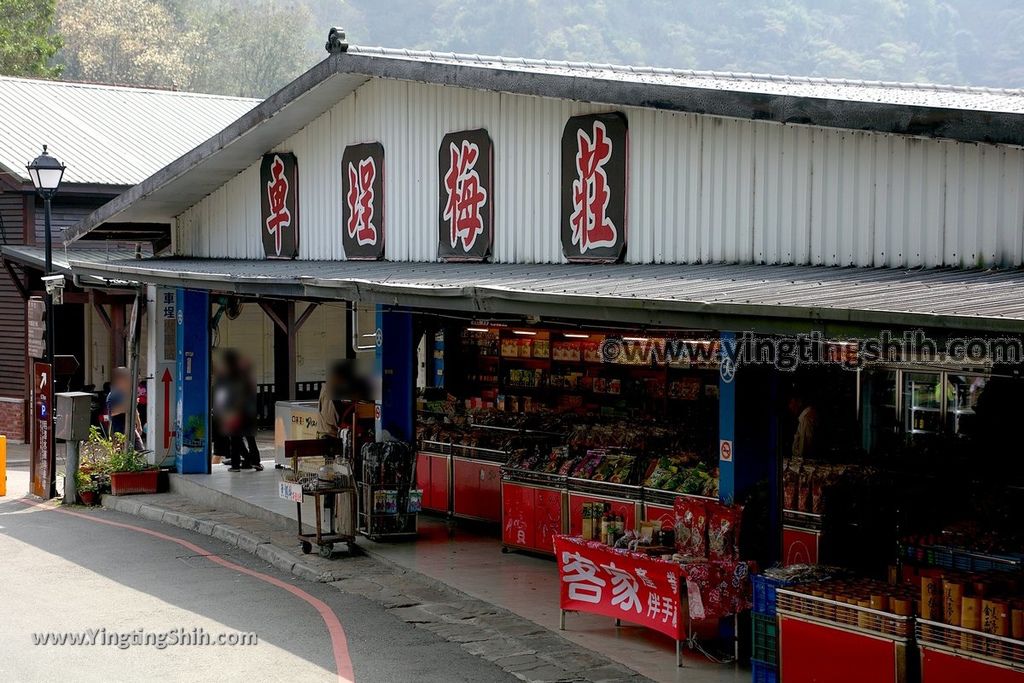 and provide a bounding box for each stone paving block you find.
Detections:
[135,503,166,522]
